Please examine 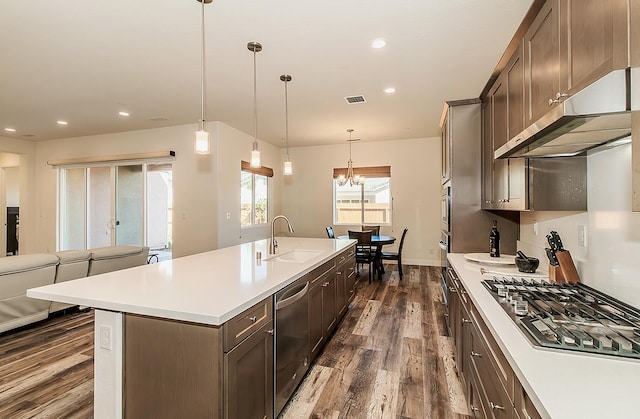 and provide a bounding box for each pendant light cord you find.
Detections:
[200,0,205,131]
[285,78,289,159]
[253,49,258,144]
